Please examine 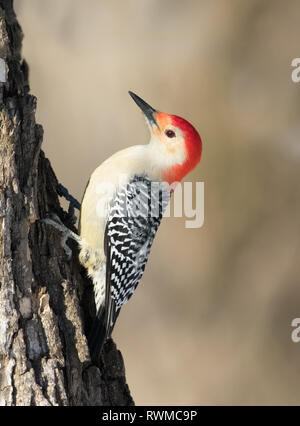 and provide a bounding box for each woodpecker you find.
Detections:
[78,92,202,361]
